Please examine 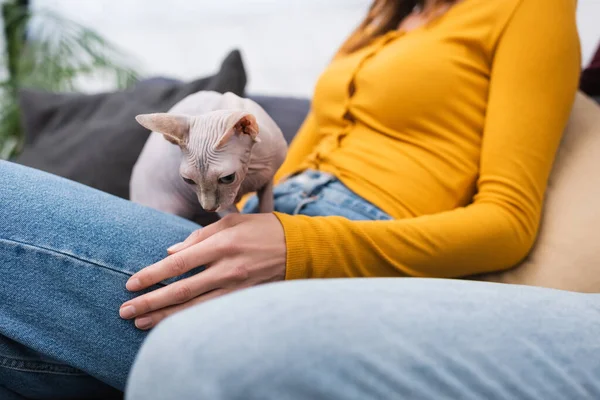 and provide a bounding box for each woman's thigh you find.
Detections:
[127,278,600,400]
[0,161,201,395]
